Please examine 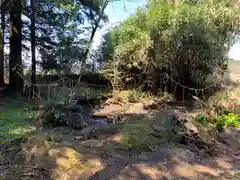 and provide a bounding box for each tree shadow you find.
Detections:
[1,97,240,179]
